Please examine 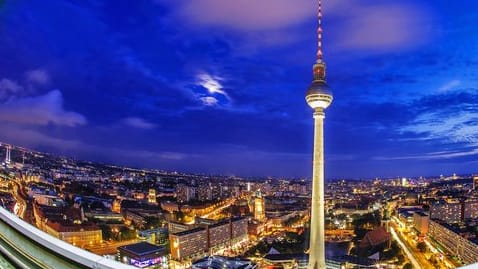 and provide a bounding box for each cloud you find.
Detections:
[25,69,49,85]
[163,0,432,52]
[438,80,461,93]
[169,0,314,32]
[374,148,478,161]
[200,96,219,106]
[112,148,188,161]
[0,78,23,99]
[0,90,87,127]
[0,126,83,150]
[400,111,478,144]
[334,4,432,51]
[196,73,231,106]
[365,90,478,164]
[121,117,157,129]
[0,70,50,101]
[197,73,229,96]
